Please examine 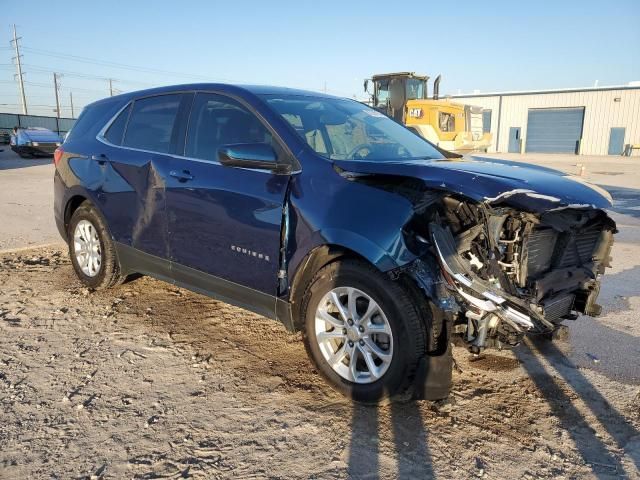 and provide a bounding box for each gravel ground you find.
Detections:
[1,149,639,479]
[0,248,638,479]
